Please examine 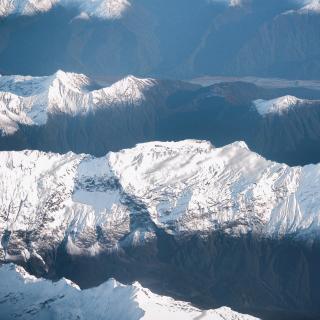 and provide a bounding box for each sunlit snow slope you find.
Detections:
[1,140,320,264]
[0,70,155,135]
[0,263,259,320]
